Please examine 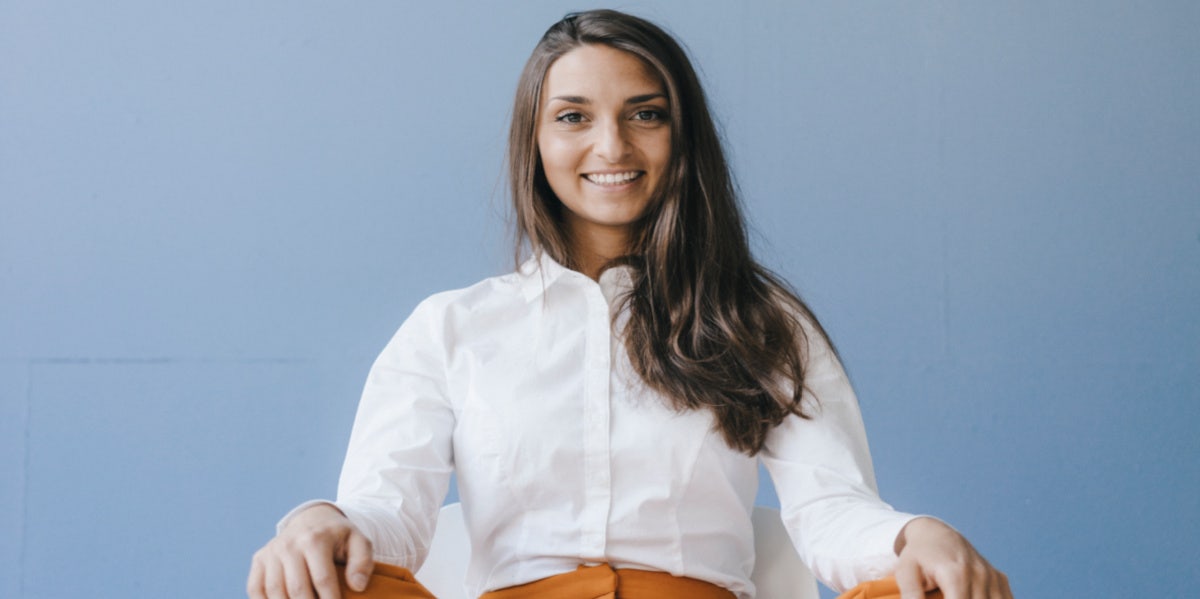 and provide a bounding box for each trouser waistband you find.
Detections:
[337,562,733,599]
[480,563,735,599]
